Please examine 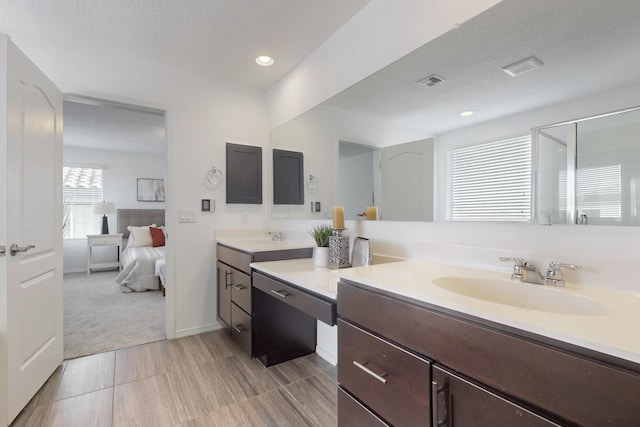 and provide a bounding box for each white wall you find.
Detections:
[63,147,166,273]
[21,42,270,338]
